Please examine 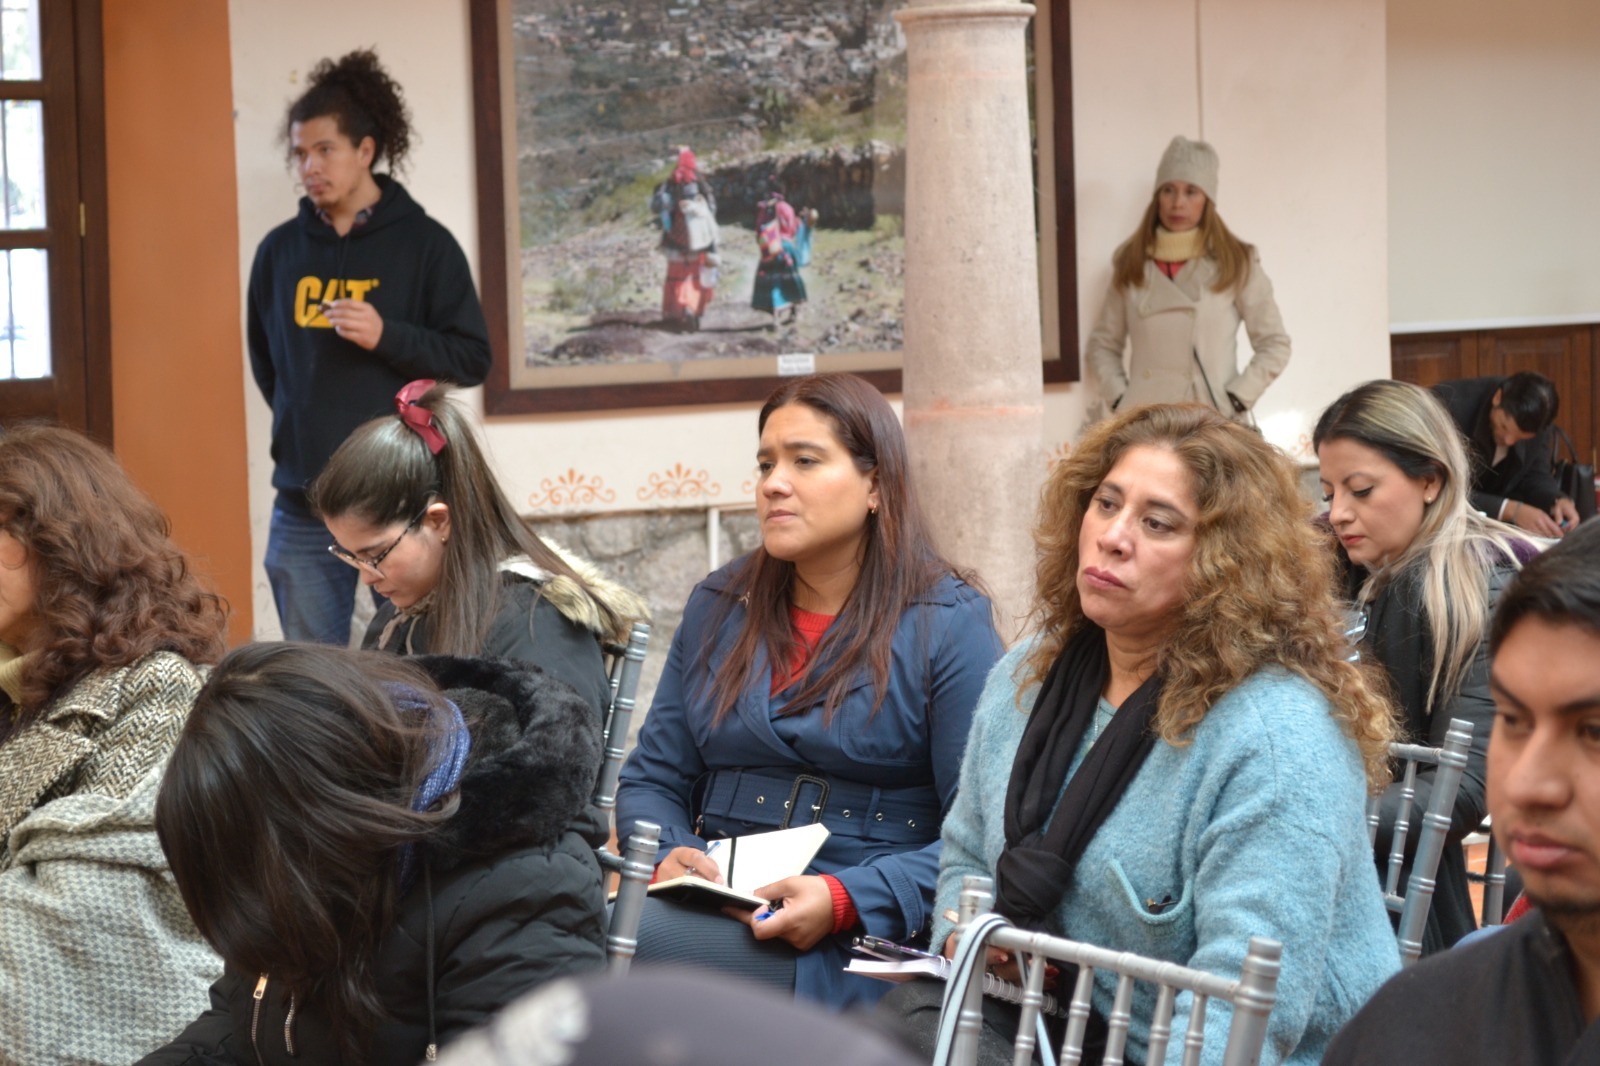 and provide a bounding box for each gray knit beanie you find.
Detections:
[1154,135,1219,203]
